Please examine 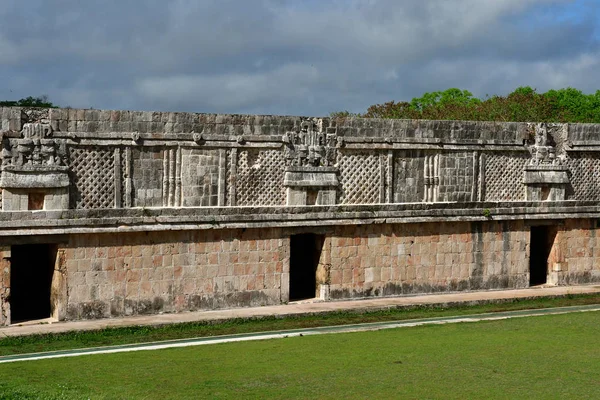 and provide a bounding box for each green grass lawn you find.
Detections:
[0,311,599,399]
[2,293,600,357]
